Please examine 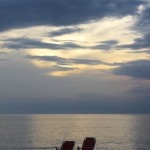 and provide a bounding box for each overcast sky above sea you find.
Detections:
[0,0,150,113]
